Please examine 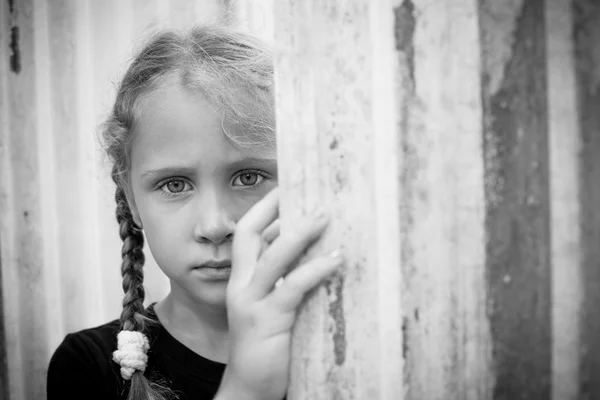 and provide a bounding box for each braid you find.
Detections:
[115,183,147,332]
[113,178,175,400]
